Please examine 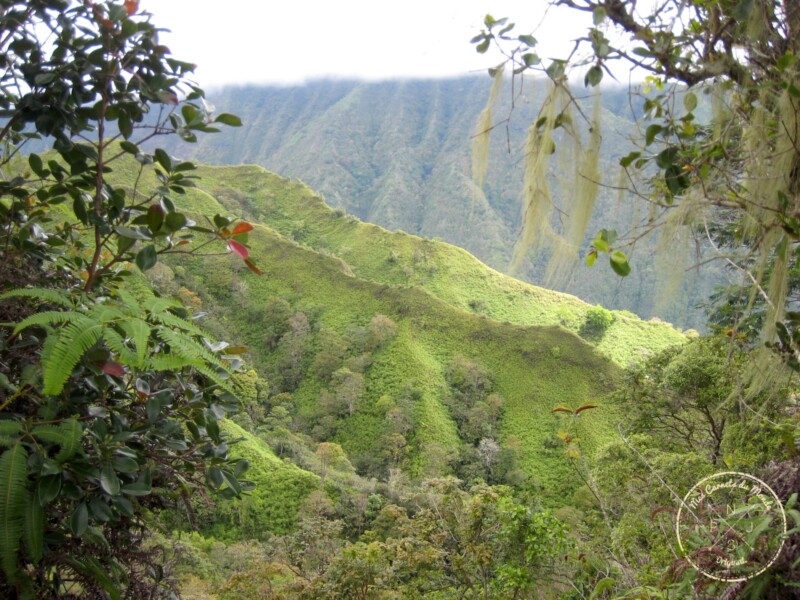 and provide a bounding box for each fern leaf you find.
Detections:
[150,309,206,337]
[92,306,125,324]
[56,419,82,462]
[119,318,151,365]
[12,310,83,335]
[192,363,237,398]
[114,288,141,315]
[0,421,22,439]
[0,443,29,581]
[42,317,104,395]
[29,426,63,444]
[31,419,83,462]
[40,329,58,371]
[146,354,197,371]
[65,555,122,600]
[23,491,43,563]
[143,297,182,314]
[155,327,222,367]
[103,329,138,367]
[0,288,73,307]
